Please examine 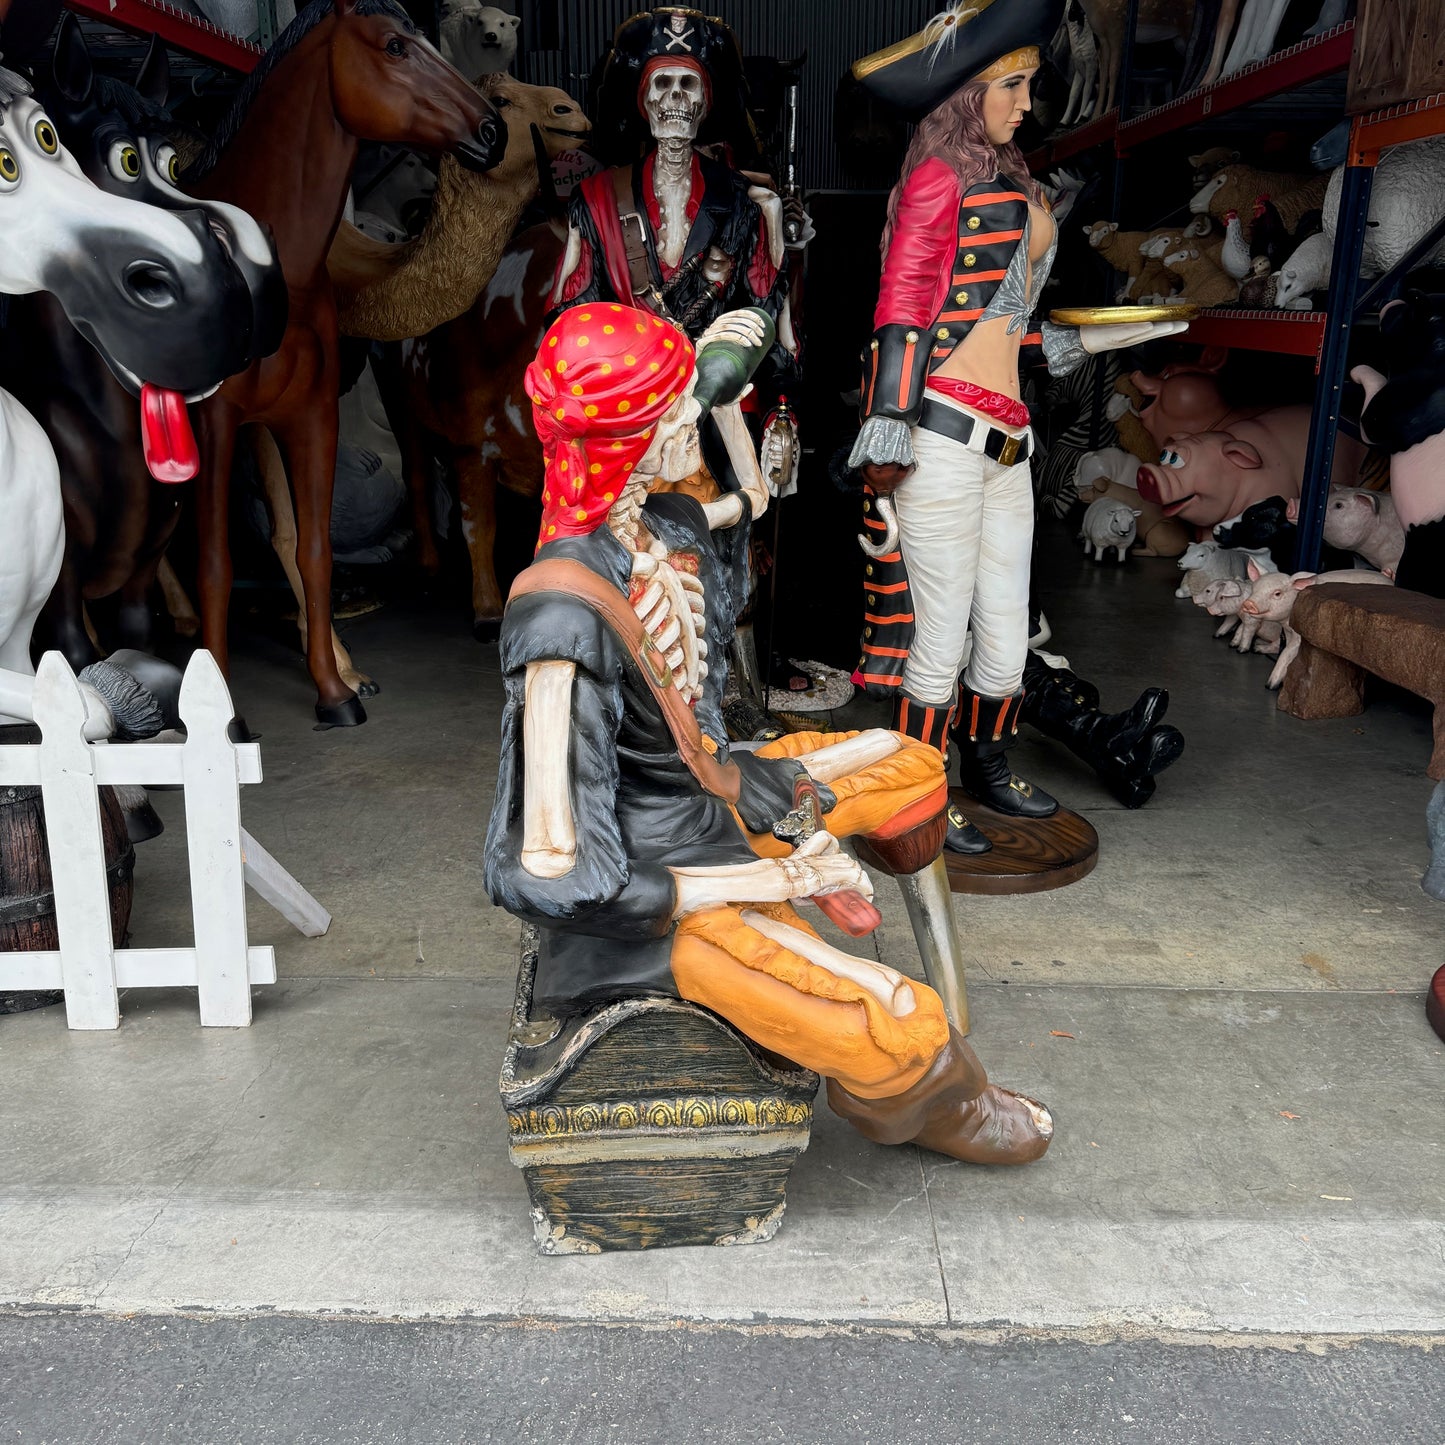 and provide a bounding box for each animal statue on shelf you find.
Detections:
[438,0,518,82]
[483,303,1053,1226]
[1240,560,1393,690]
[1191,162,1327,246]
[1057,0,1099,127]
[329,75,591,342]
[1276,139,1445,308]
[0,20,287,672]
[1198,0,1350,86]
[1238,255,1278,308]
[1079,496,1139,560]
[1352,290,1445,598]
[0,62,259,744]
[1130,365,1366,528]
[1083,220,1152,298]
[1286,486,1405,578]
[1189,147,1239,188]
[1077,0,1196,119]
[1161,241,1241,307]
[182,0,507,727]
